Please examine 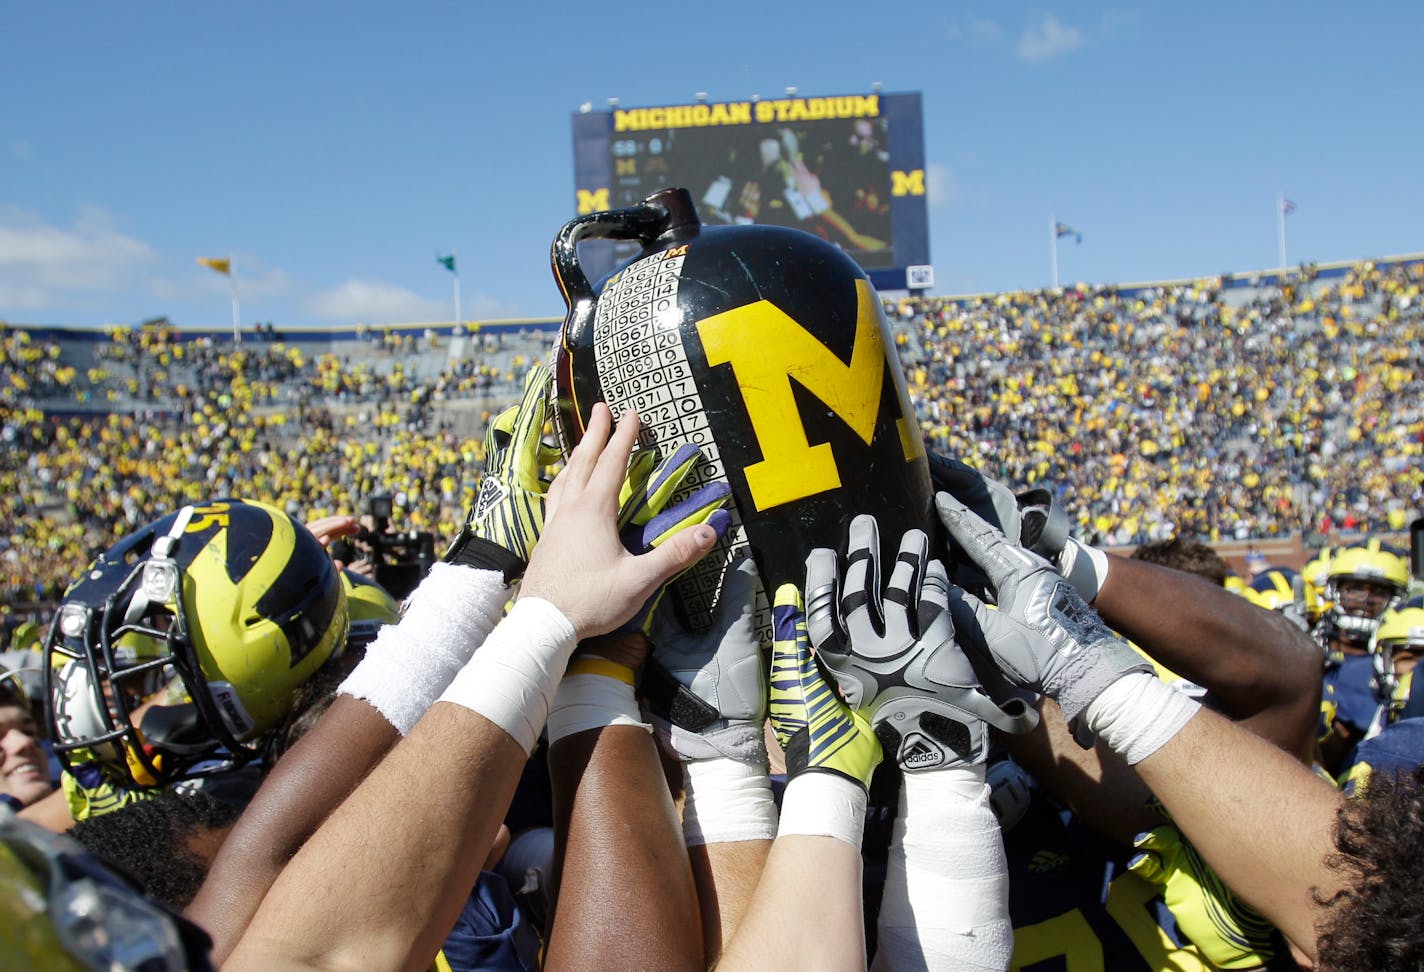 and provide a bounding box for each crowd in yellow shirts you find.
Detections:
[2,259,1421,616]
